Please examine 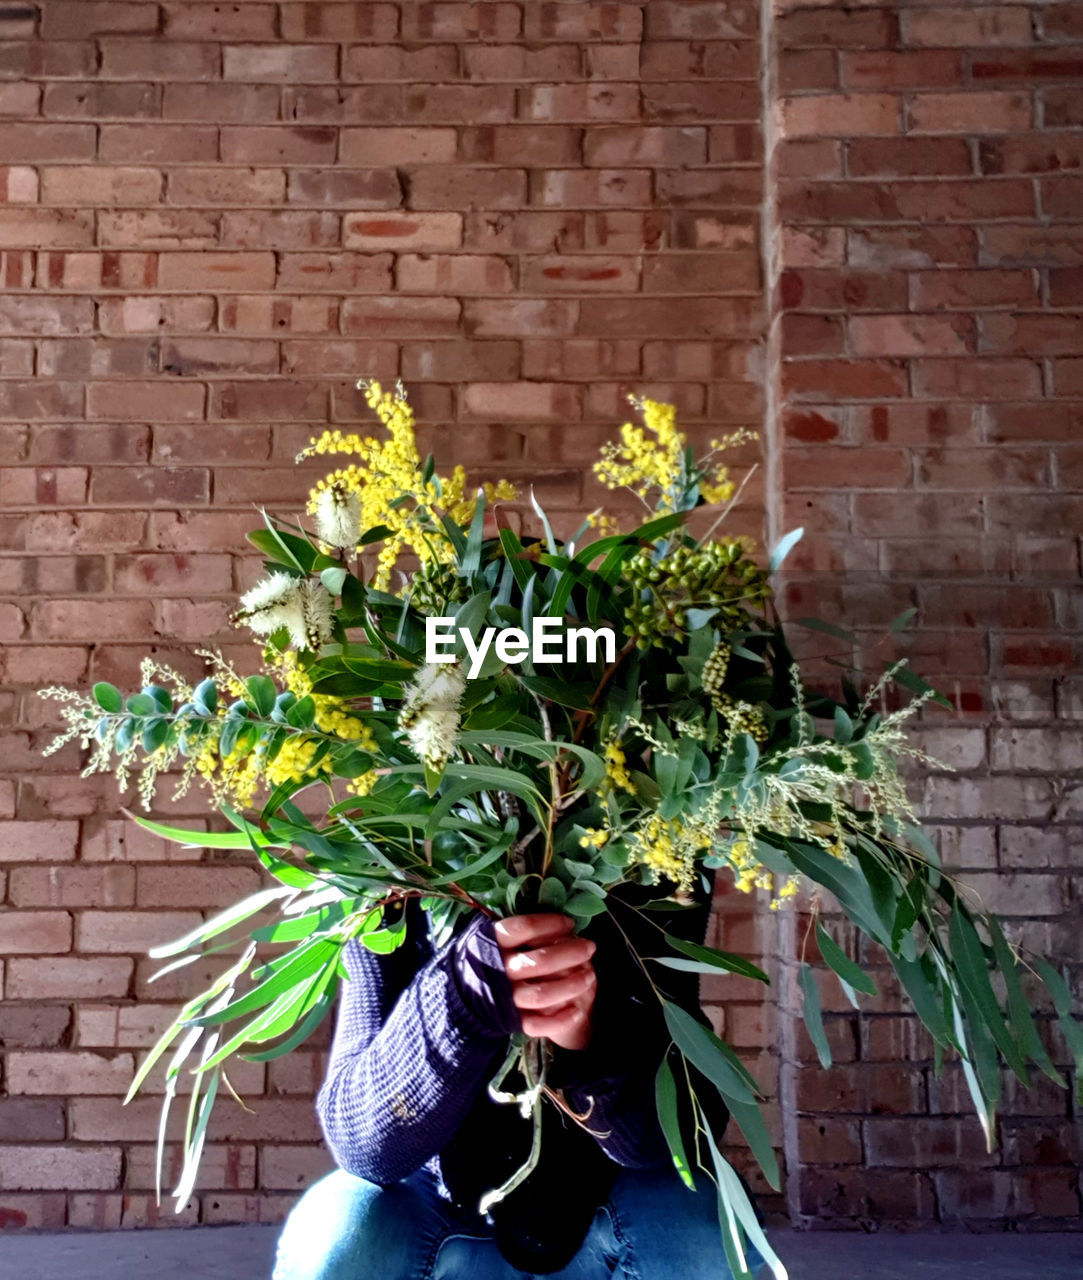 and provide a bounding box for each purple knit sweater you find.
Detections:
[314,901,676,1193]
